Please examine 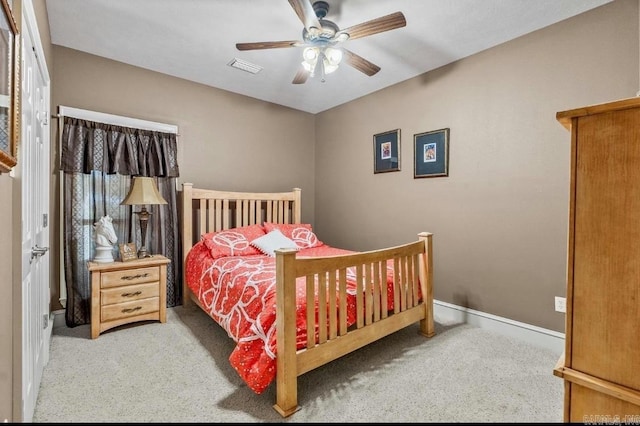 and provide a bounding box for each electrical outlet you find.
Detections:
[555,296,566,313]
